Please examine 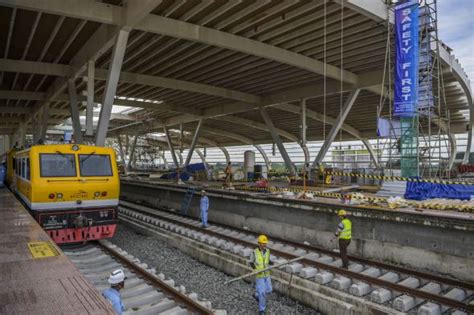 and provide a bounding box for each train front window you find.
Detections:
[79,154,112,176]
[40,153,76,177]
